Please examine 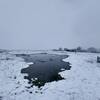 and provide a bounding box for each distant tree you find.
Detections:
[58,48,63,51]
[0,49,7,53]
[76,46,82,52]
